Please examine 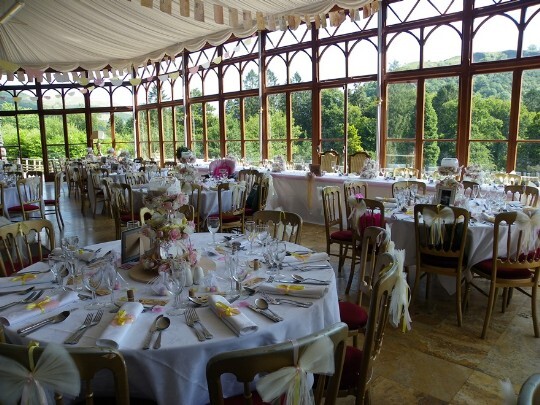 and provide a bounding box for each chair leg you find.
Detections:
[532,284,539,338]
[481,285,498,339]
[410,267,421,307]
[56,207,64,228]
[345,247,357,295]
[501,288,509,313]
[456,276,463,327]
